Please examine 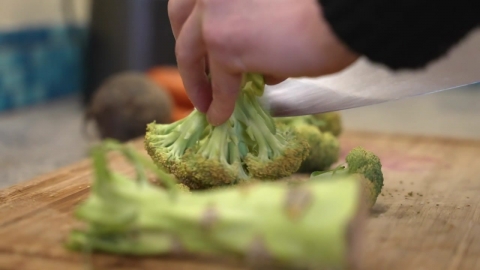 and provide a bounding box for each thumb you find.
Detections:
[206,60,242,126]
